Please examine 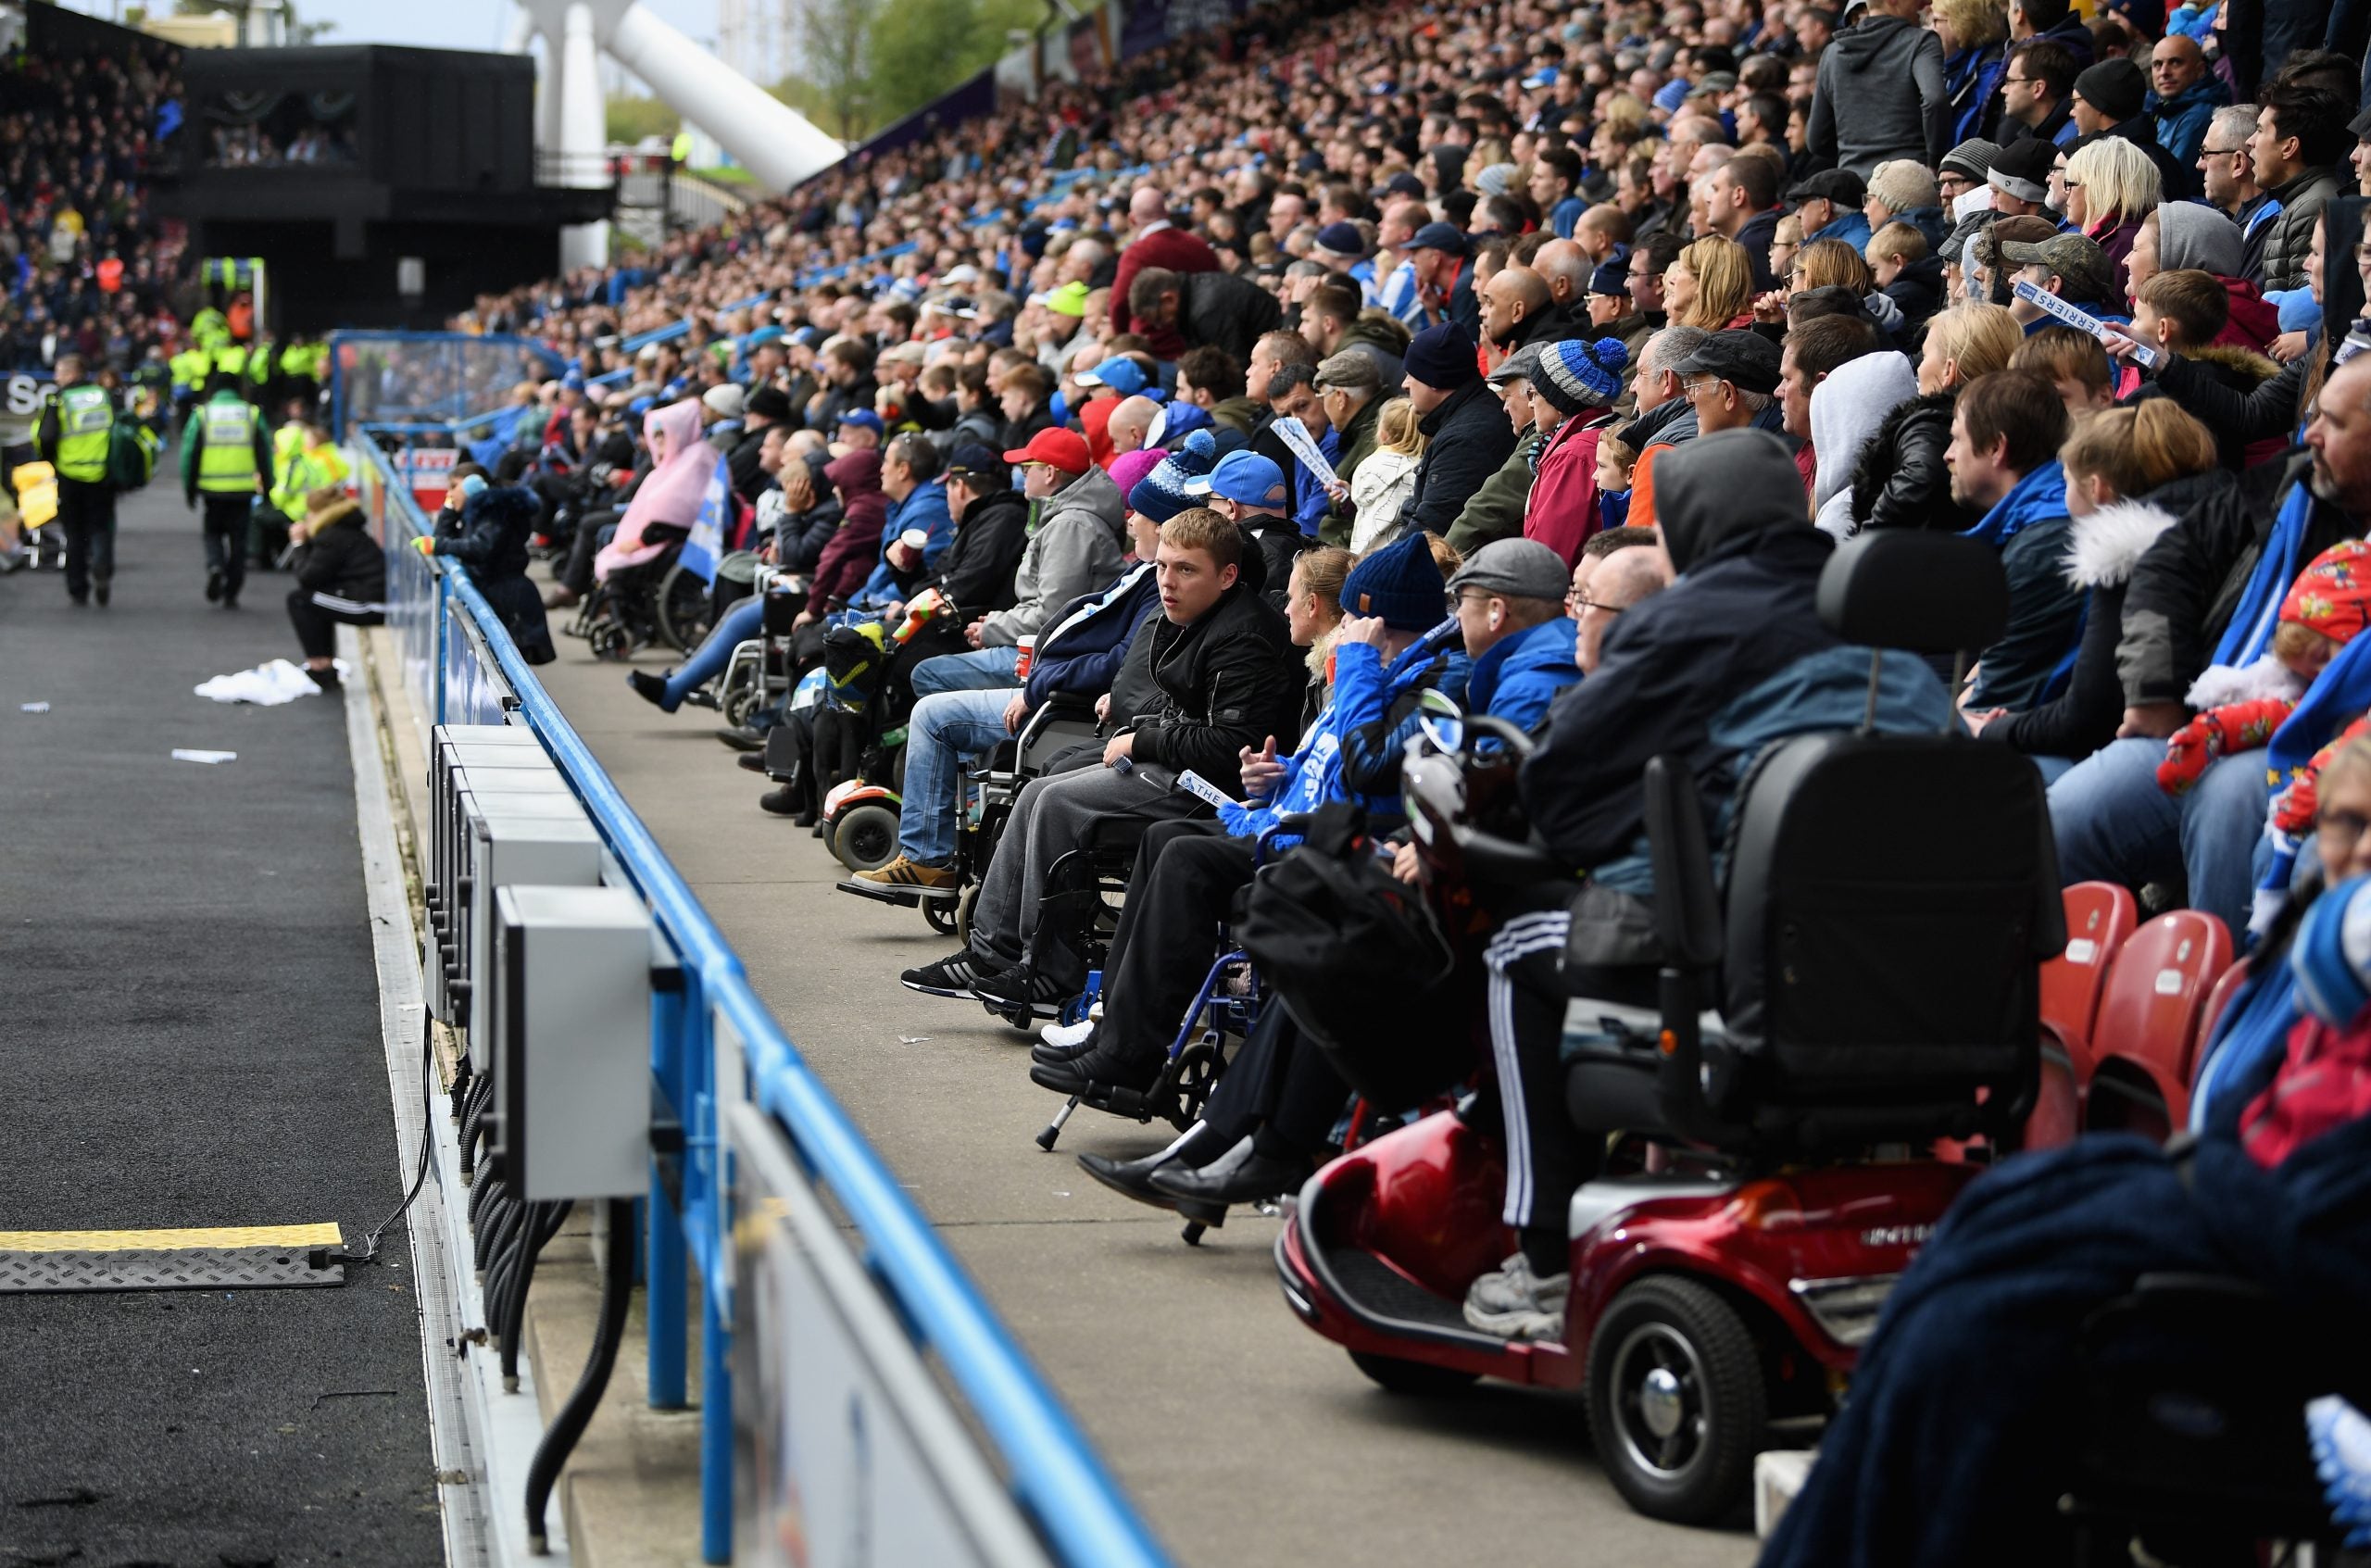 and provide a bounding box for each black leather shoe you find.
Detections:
[1029,1042,1159,1098]
[1075,1148,1185,1212]
[1030,1022,1099,1068]
[716,725,765,752]
[736,752,768,773]
[758,784,798,815]
[1147,1141,1311,1223]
